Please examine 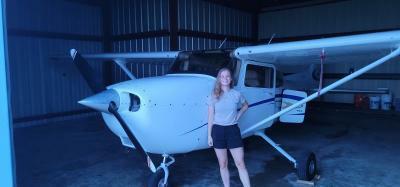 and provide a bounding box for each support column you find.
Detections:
[169,0,178,50]
[101,0,113,86]
[0,0,15,186]
[251,12,259,44]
